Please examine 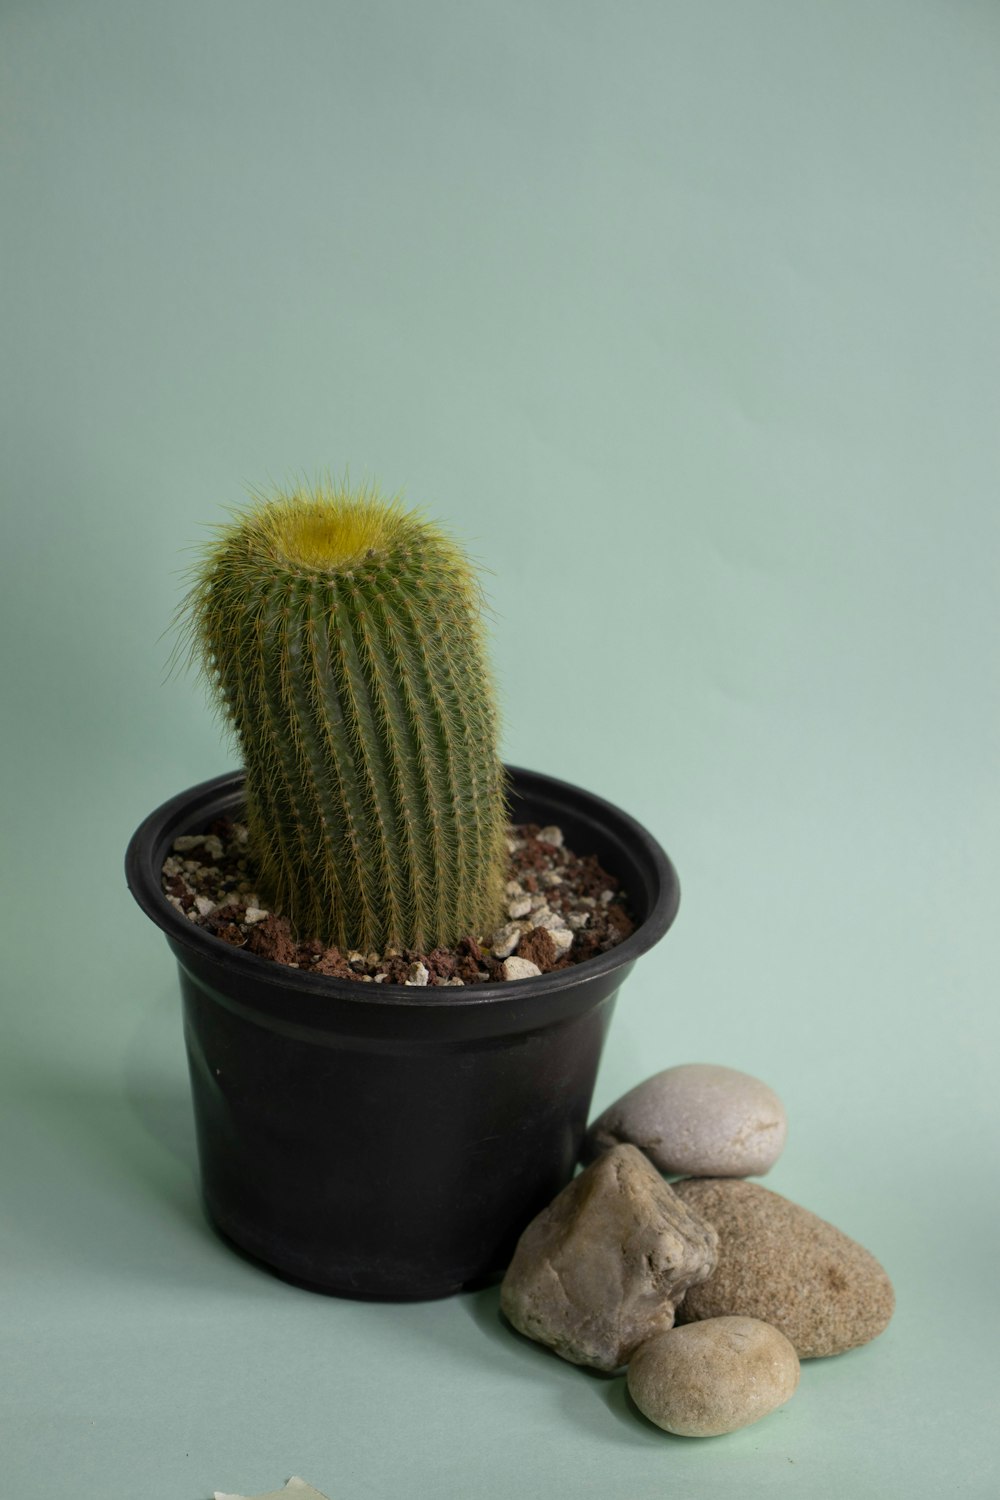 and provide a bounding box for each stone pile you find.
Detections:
[500,1063,894,1439]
